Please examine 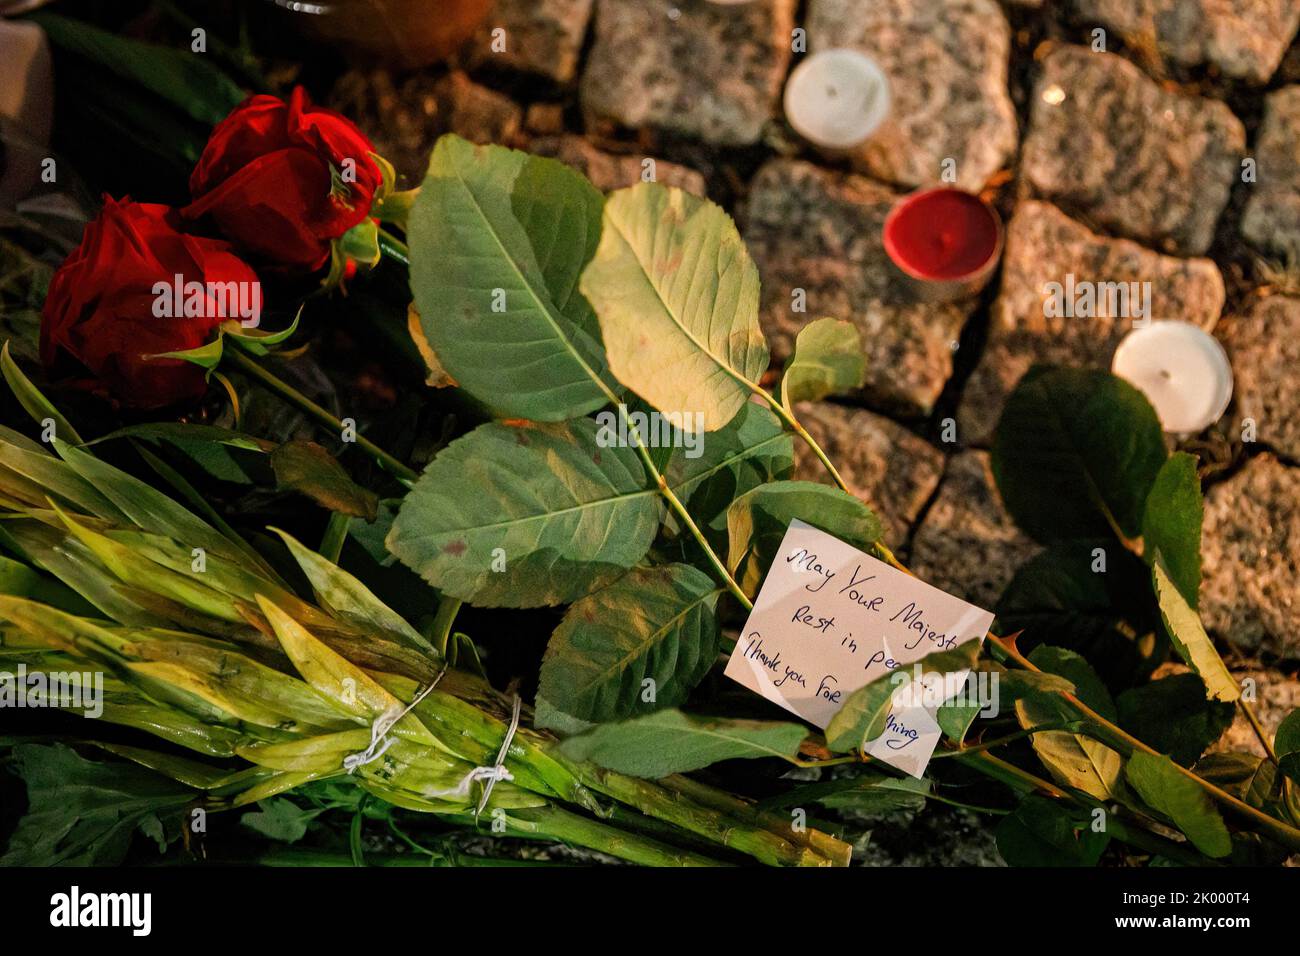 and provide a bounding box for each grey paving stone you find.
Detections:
[959,200,1226,445]
[1217,293,1300,461]
[806,0,1018,191]
[468,0,594,83]
[909,451,1040,610]
[742,159,977,417]
[1073,0,1300,84]
[792,401,946,547]
[327,69,522,185]
[1020,45,1245,256]
[1241,86,1300,265]
[580,0,796,146]
[528,135,707,196]
[1202,454,1300,659]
